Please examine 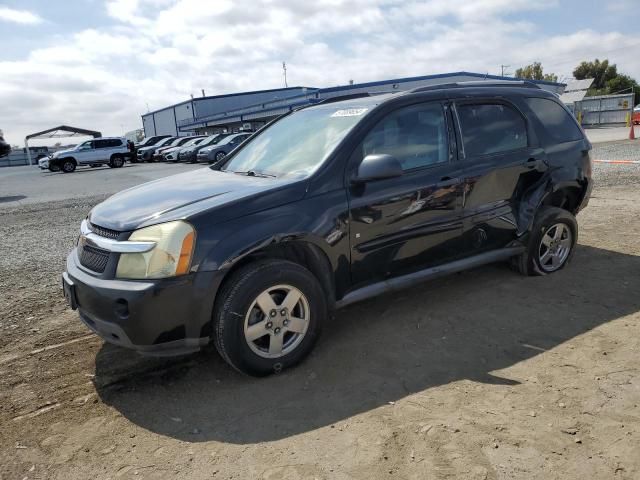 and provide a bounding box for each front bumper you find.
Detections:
[64,249,223,356]
[196,152,212,163]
